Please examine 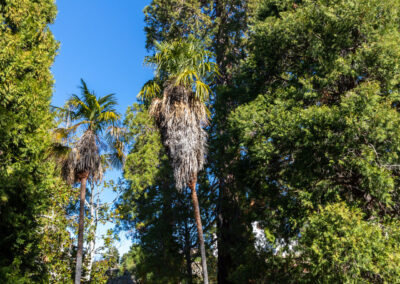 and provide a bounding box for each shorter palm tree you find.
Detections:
[55,79,124,284]
[139,37,218,284]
